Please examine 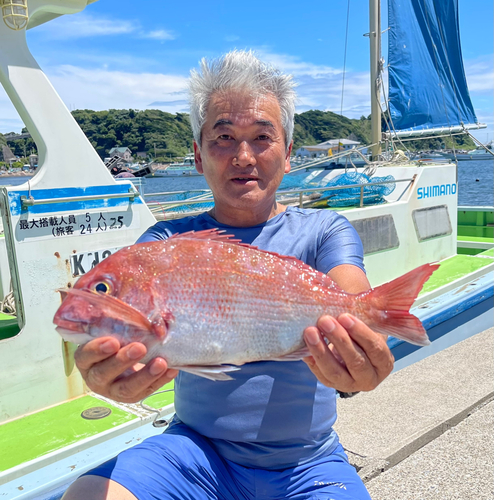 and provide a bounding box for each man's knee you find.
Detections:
[62,474,137,500]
